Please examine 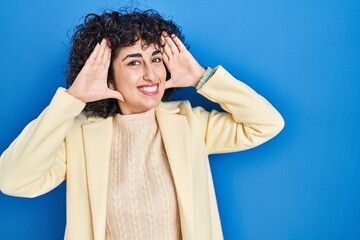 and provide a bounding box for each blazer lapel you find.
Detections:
[156,104,195,239]
[80,103,196,239]
[82,117,113,240]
